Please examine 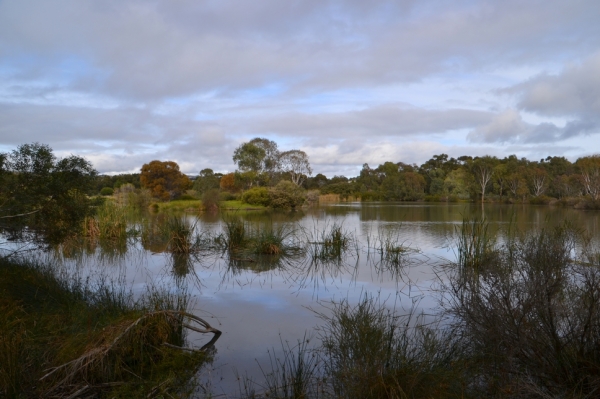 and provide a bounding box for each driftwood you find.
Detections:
[39,310,221,397]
